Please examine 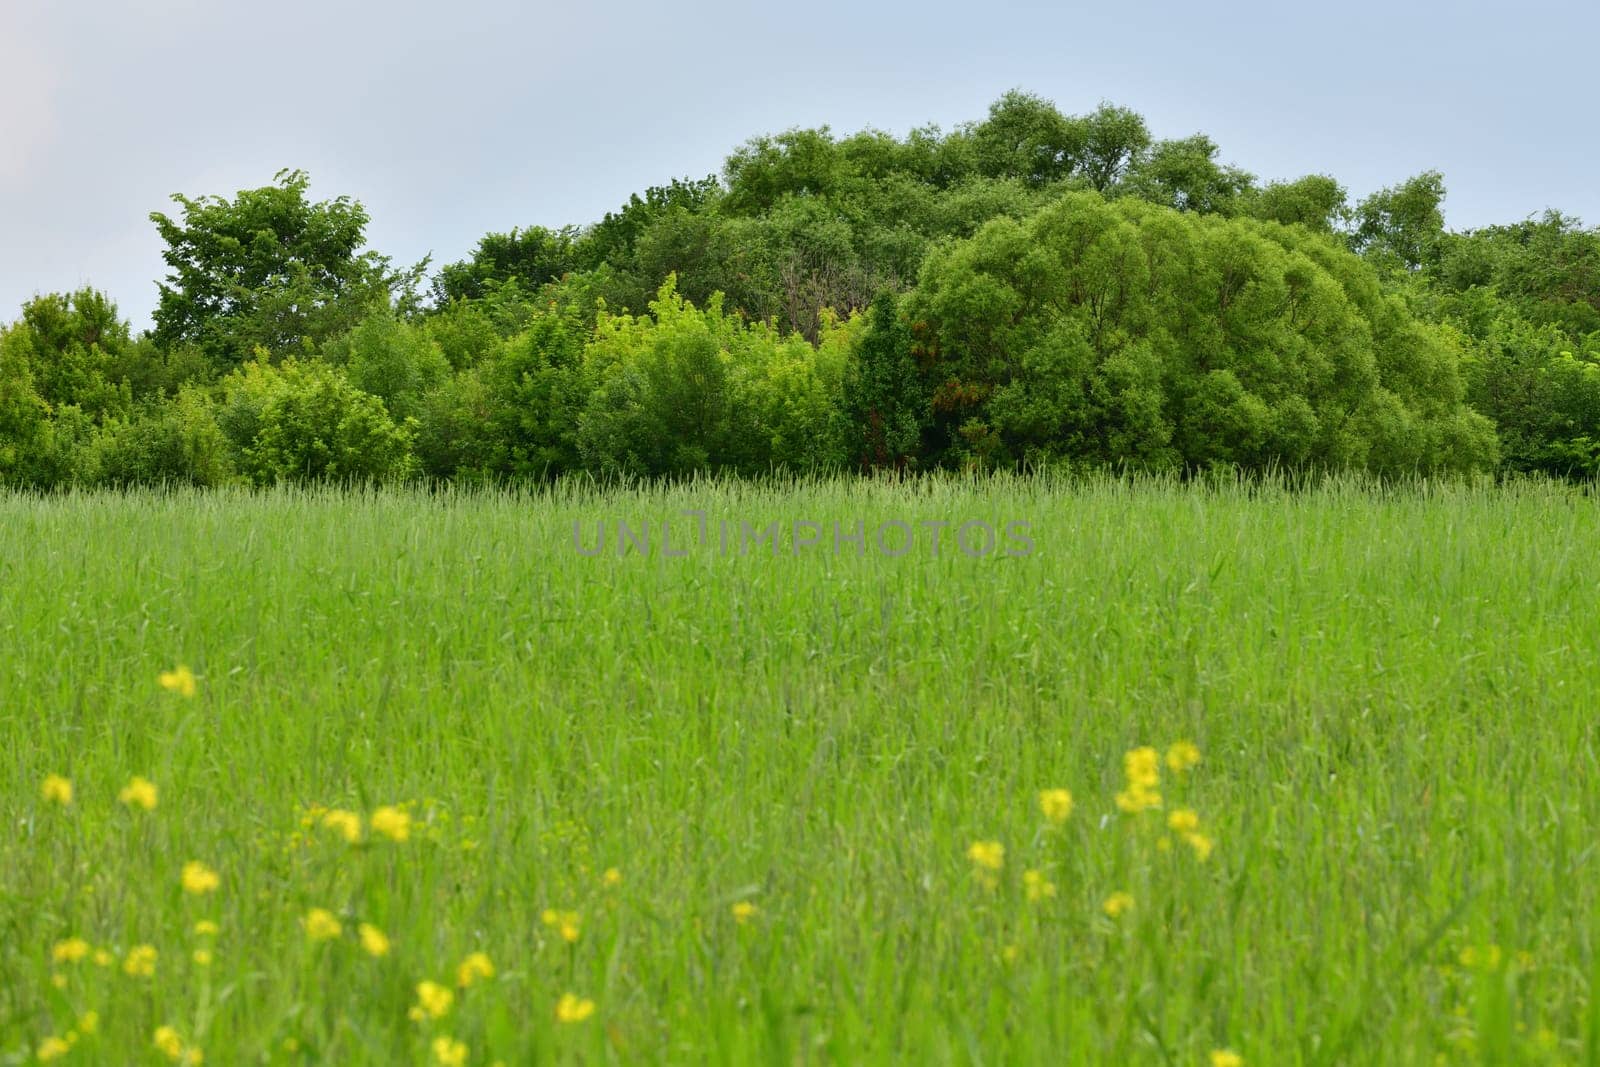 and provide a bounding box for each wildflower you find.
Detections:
[432,1036,468,1067]
[1001,944,1020,964]
[1115,747,1163,812]
[359,923,391,958]
[41,774,73,806]
[966,840,1005,871]
[555,993,596,1023]
[1102,891,1135,919]
[602,867,623,888]
[193,920,219,937]
[38,1037,72,1062]
[541,909,581,943]
[302,908,342,942]
[731,901,758,925]
[153,1026,183,1059]
[1166,740,1201,773]
[1124,747,1160,787]
[92,949,113,967]
[1209,1051,1243,1067]
[457,951,494,988]
[123,944,158,977]
[193,949,213,966]
[1166,809,1200,833]
[159,665,197,697]
[370,806,411,842]
[181,861,220,895]
[410,980,455,1021]
[1184,832,1215,862]
[119,776,159,811]
[1022,869,1057,902]
[1459,944,1503,970]
[1038,788,1074,824]
[52,937,91,964]
[51,972,67,989]
[321,809,363,844]
[78,1012,99,1035]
